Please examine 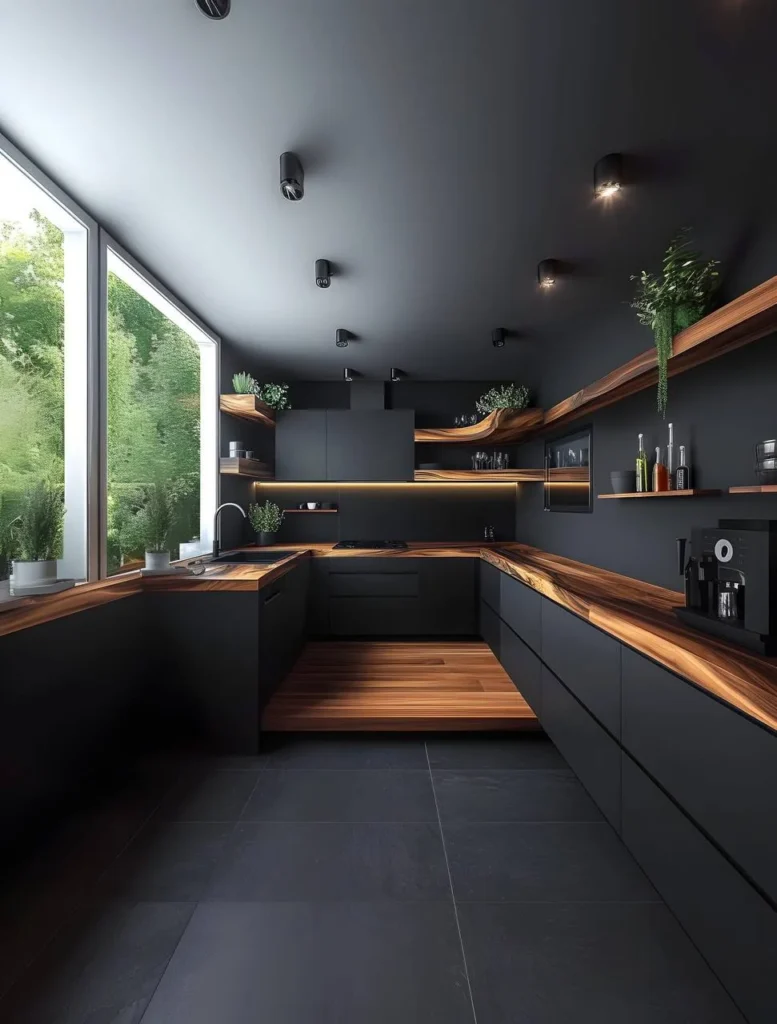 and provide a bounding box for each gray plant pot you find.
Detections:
[145,550,171,571]
[13,559,57,588]
[610,470,637,493]
[257,532,277,547]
